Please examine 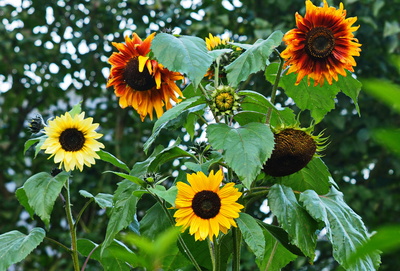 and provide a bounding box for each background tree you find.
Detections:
[0,0,399,270]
